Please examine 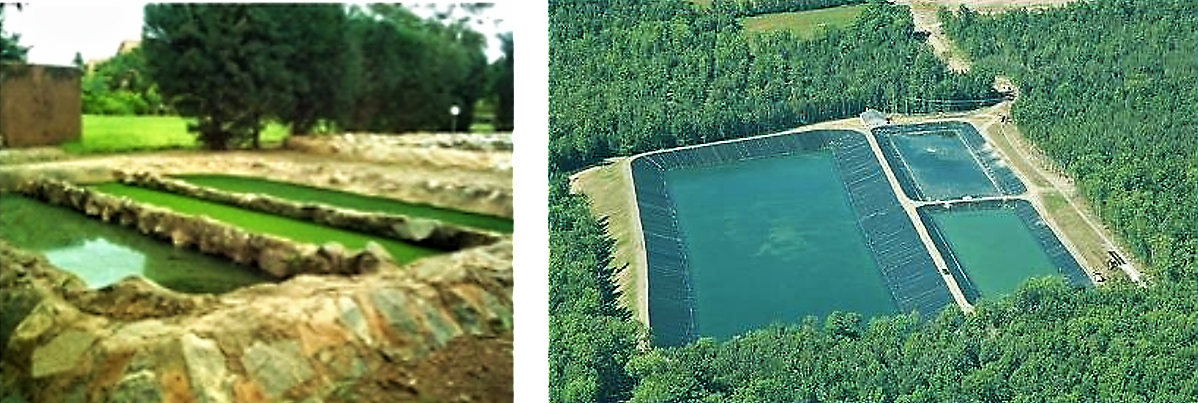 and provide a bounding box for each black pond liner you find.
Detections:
[631,130,952,347]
